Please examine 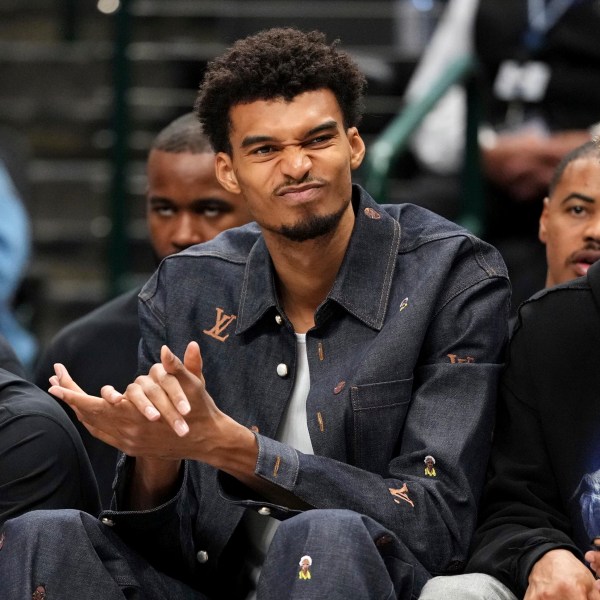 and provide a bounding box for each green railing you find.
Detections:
[363,55,484,235]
